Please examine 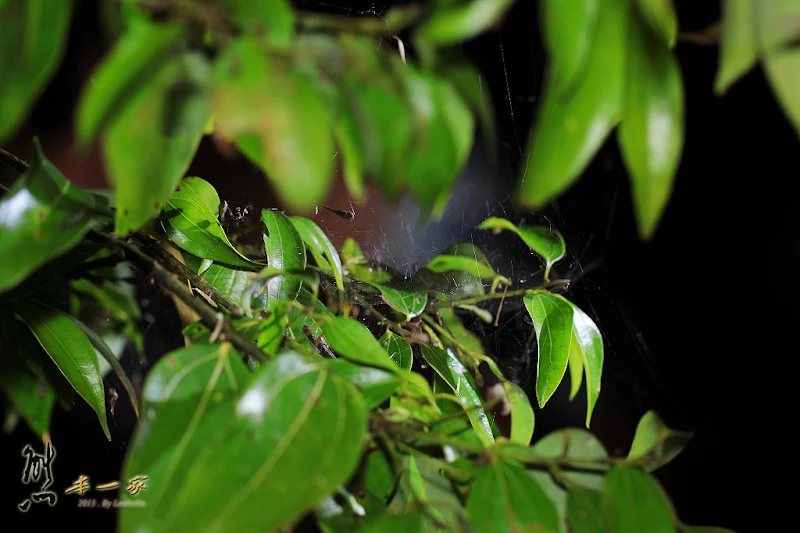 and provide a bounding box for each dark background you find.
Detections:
[1,0,789,531]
